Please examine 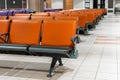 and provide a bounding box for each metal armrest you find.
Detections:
[0,44,28,51]
[0,33,9,43]
[71,35,80,44]
[0,33,8,36]
[29,46,74,58]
